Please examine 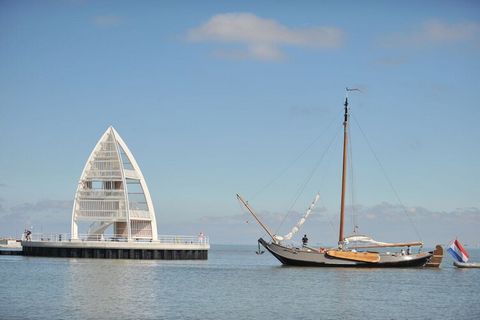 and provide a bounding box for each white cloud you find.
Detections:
[382,20,480,47]
[347,203,480,247]
[187,13,344,60]
[2,197,478,247]
[93,15,123,28]
[185,203,480,246]
[9,199,72,214]
[421,20,480,42]
[0,199,72,237]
